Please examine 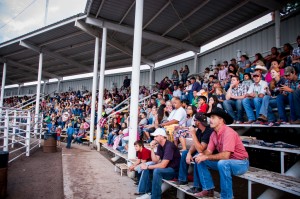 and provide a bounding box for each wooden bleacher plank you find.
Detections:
[239,167,300,196]
[101,144,129,161]
[244,143,300,154]
[163,180,220,199]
